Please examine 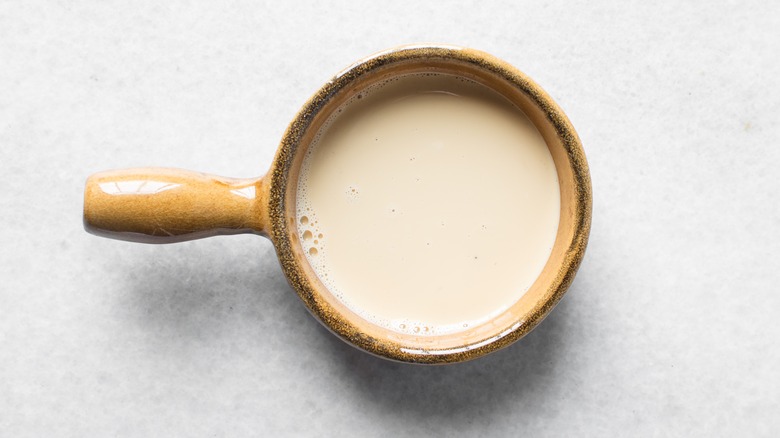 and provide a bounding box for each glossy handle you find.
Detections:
[83,168,268,243]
